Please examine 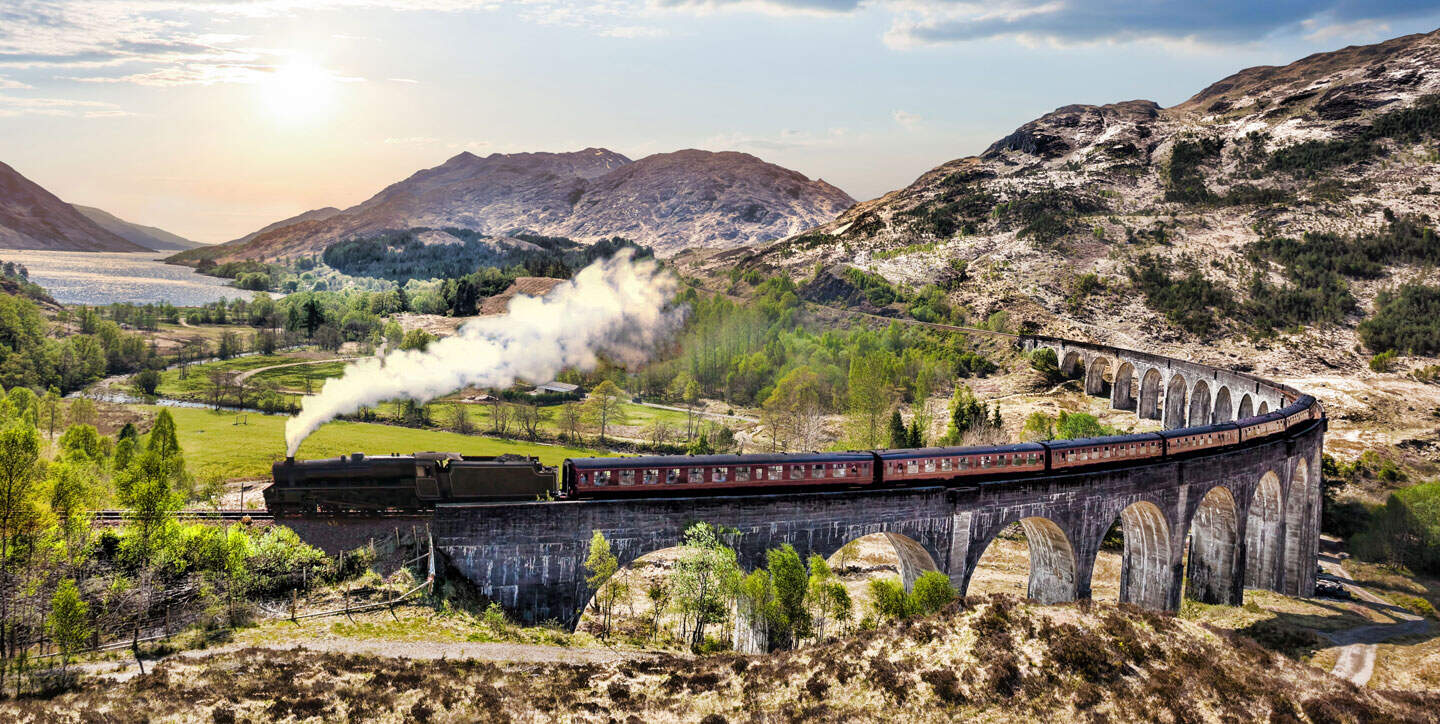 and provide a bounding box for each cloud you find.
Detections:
[0,92,126,117]
[388,77,420,83]
[892,109,921,130]
[652,0,861,13]
[0,77,31,89]
[881,0,1439,48]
